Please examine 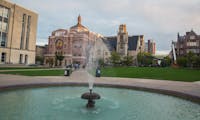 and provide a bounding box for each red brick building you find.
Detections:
[44,15,101,66]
